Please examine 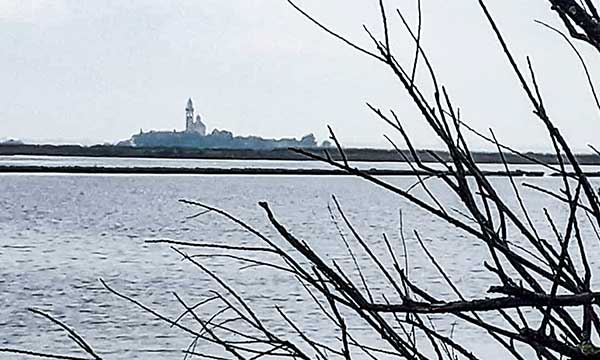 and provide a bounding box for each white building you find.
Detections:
[185,98,206,135]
